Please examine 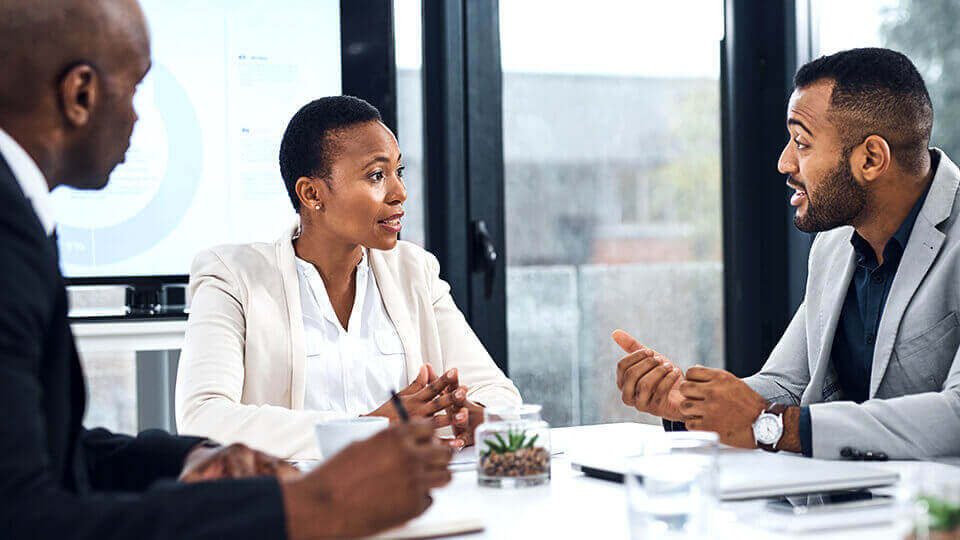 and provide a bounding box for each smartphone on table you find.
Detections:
[766,489,894,514]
